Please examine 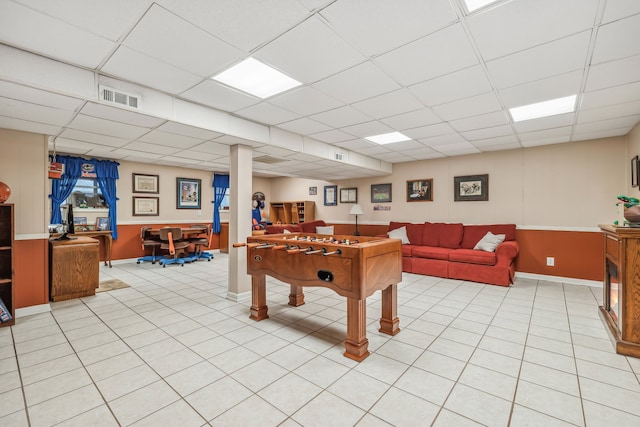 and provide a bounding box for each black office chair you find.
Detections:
[137,226,163,264]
